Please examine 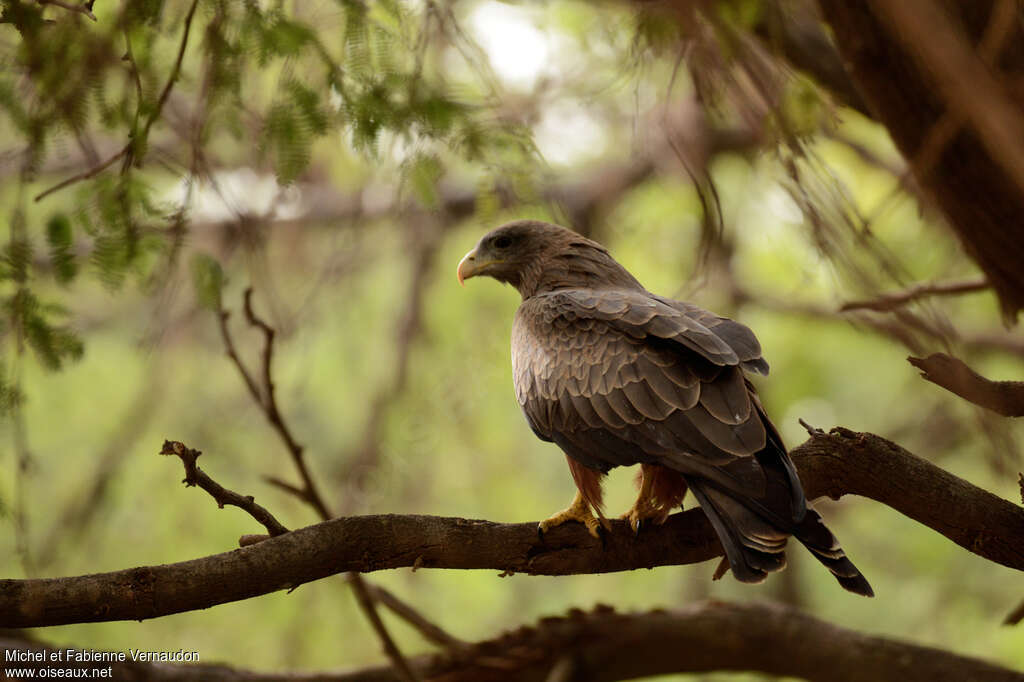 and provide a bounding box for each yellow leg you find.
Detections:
[538,491,610,539]
[620,465,670,534]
